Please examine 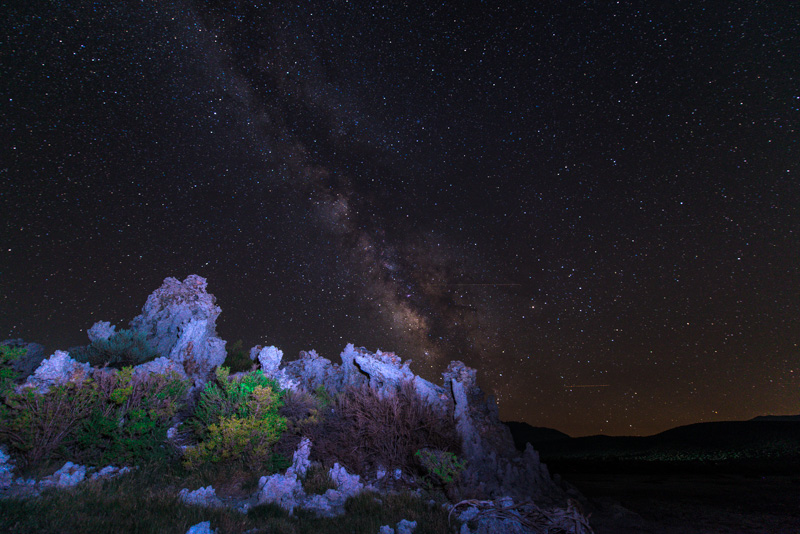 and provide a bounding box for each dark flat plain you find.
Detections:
[507,420,800,533]
[565,471,800,534]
